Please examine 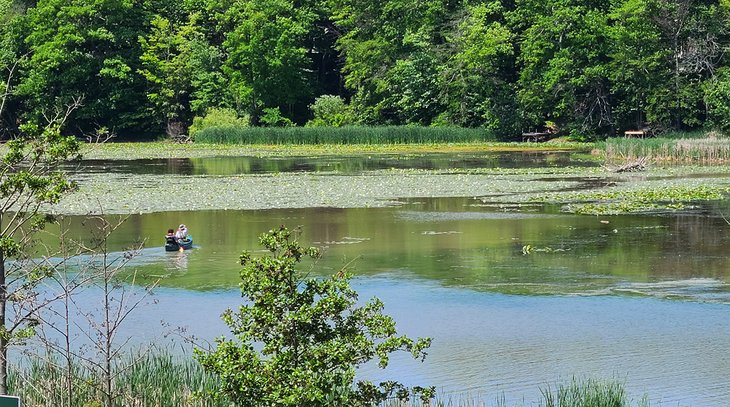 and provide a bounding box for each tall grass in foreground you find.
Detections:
[603,135,730,162]
[8,353,227,407]
[9,355,649,407]
[194,126,496,144]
